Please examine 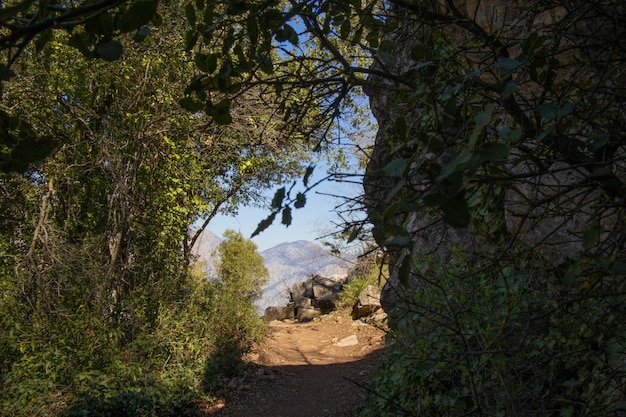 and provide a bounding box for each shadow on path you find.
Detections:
[207,348,384,417]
